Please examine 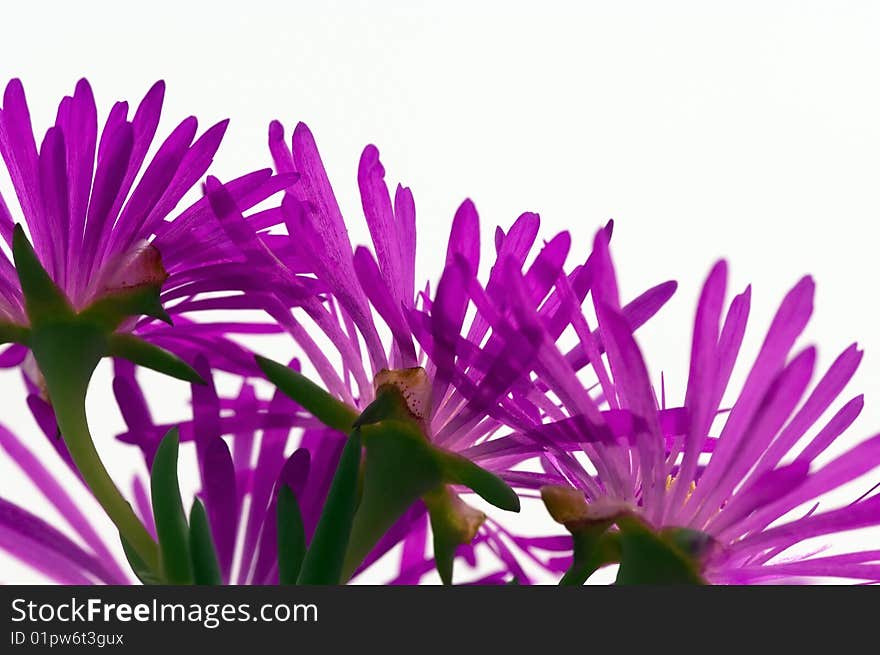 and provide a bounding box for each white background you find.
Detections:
[1,1,879,583]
